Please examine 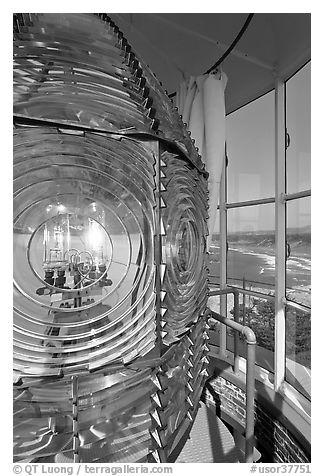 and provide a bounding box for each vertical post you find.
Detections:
[274,78,286,391]
[242,277,246,326]
[72,375,79,463]
[219,152,227,355]
[245,341,256,462]
[233,289,240,373]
